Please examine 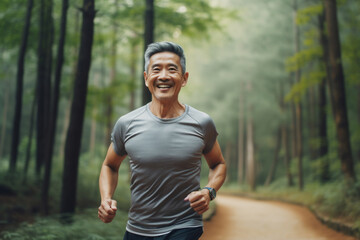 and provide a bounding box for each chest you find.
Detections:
[124,121,205,169]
